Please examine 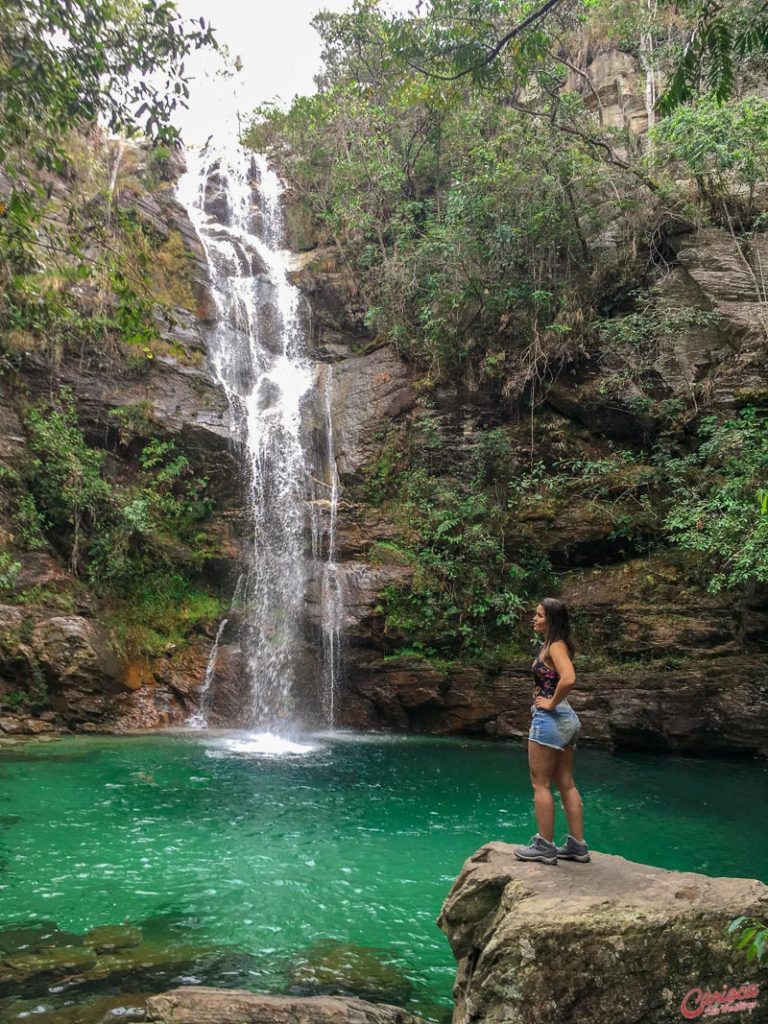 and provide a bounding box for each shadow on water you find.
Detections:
[0,745,101,764]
